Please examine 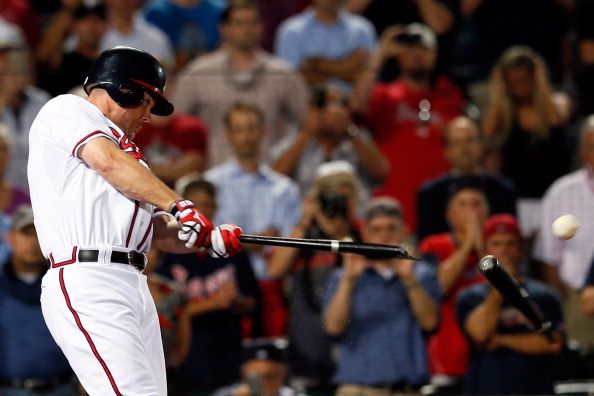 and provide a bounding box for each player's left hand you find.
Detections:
[170,199,214,249]
[210,224,243,258]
